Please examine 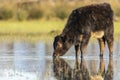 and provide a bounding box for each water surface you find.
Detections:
[0,39,119,80]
